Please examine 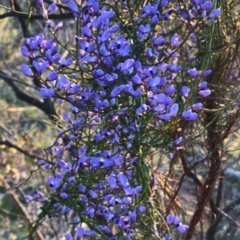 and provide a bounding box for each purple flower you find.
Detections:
[166,214,174,224]
[56,75,68,90]
[139,206,146,213]
[61,205,71,214]
[132,186,142,195]
[192,102,203,110]
[152,14,159,24]
[47,176,60,190]
[182,109,198,121]
[60,192,68,199]
[25,34,44,50]
[146,77,160,87]
[123,197,132,205]
[174,137,182,145]
[98,225,110,234]
[138,24,151,33]
[135,60,142,72]
[78,184,86,192]
[20,46,31,57]
[40,88,54,98]
[117,173,129,188]
[171,34,180,46]
[46,71,58,81]
[165,85,175,95]
[68,176,75,183]
[198,89,211,97]
[33,59,48,74]
[68,1,79,14]
[38,159,46,166]
[131,74,142,84]
[82,26,92,38]
[24,195,33,202]
[21,65,34,77]
[154,104,165,113]
[122,58,135,71]
[165,234,172,240]
[47,3,57,13]
[53,202,61,208]
[201,1,213,10]
[198,81,208,89]
[110,85,125,97]
[47,20,56,29]
[55,21,63,32]
[89,190,98,199]
[169,103,179,117]
[159,113,171,121]
[76,227,95,238]
[208,9,221,19]
[37,0,44,8]
[59,58,73,68]
[190,33,197,40]
[176,223,189,233]
[187,68,201,77]
[173,216,180,225]
[108,176,117,189]
[153,36,165,46]
[154,93,166,103]
[64,233,73,240]
[202,69,212,77]
[181,86,189,98]
[109,25,119,33]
